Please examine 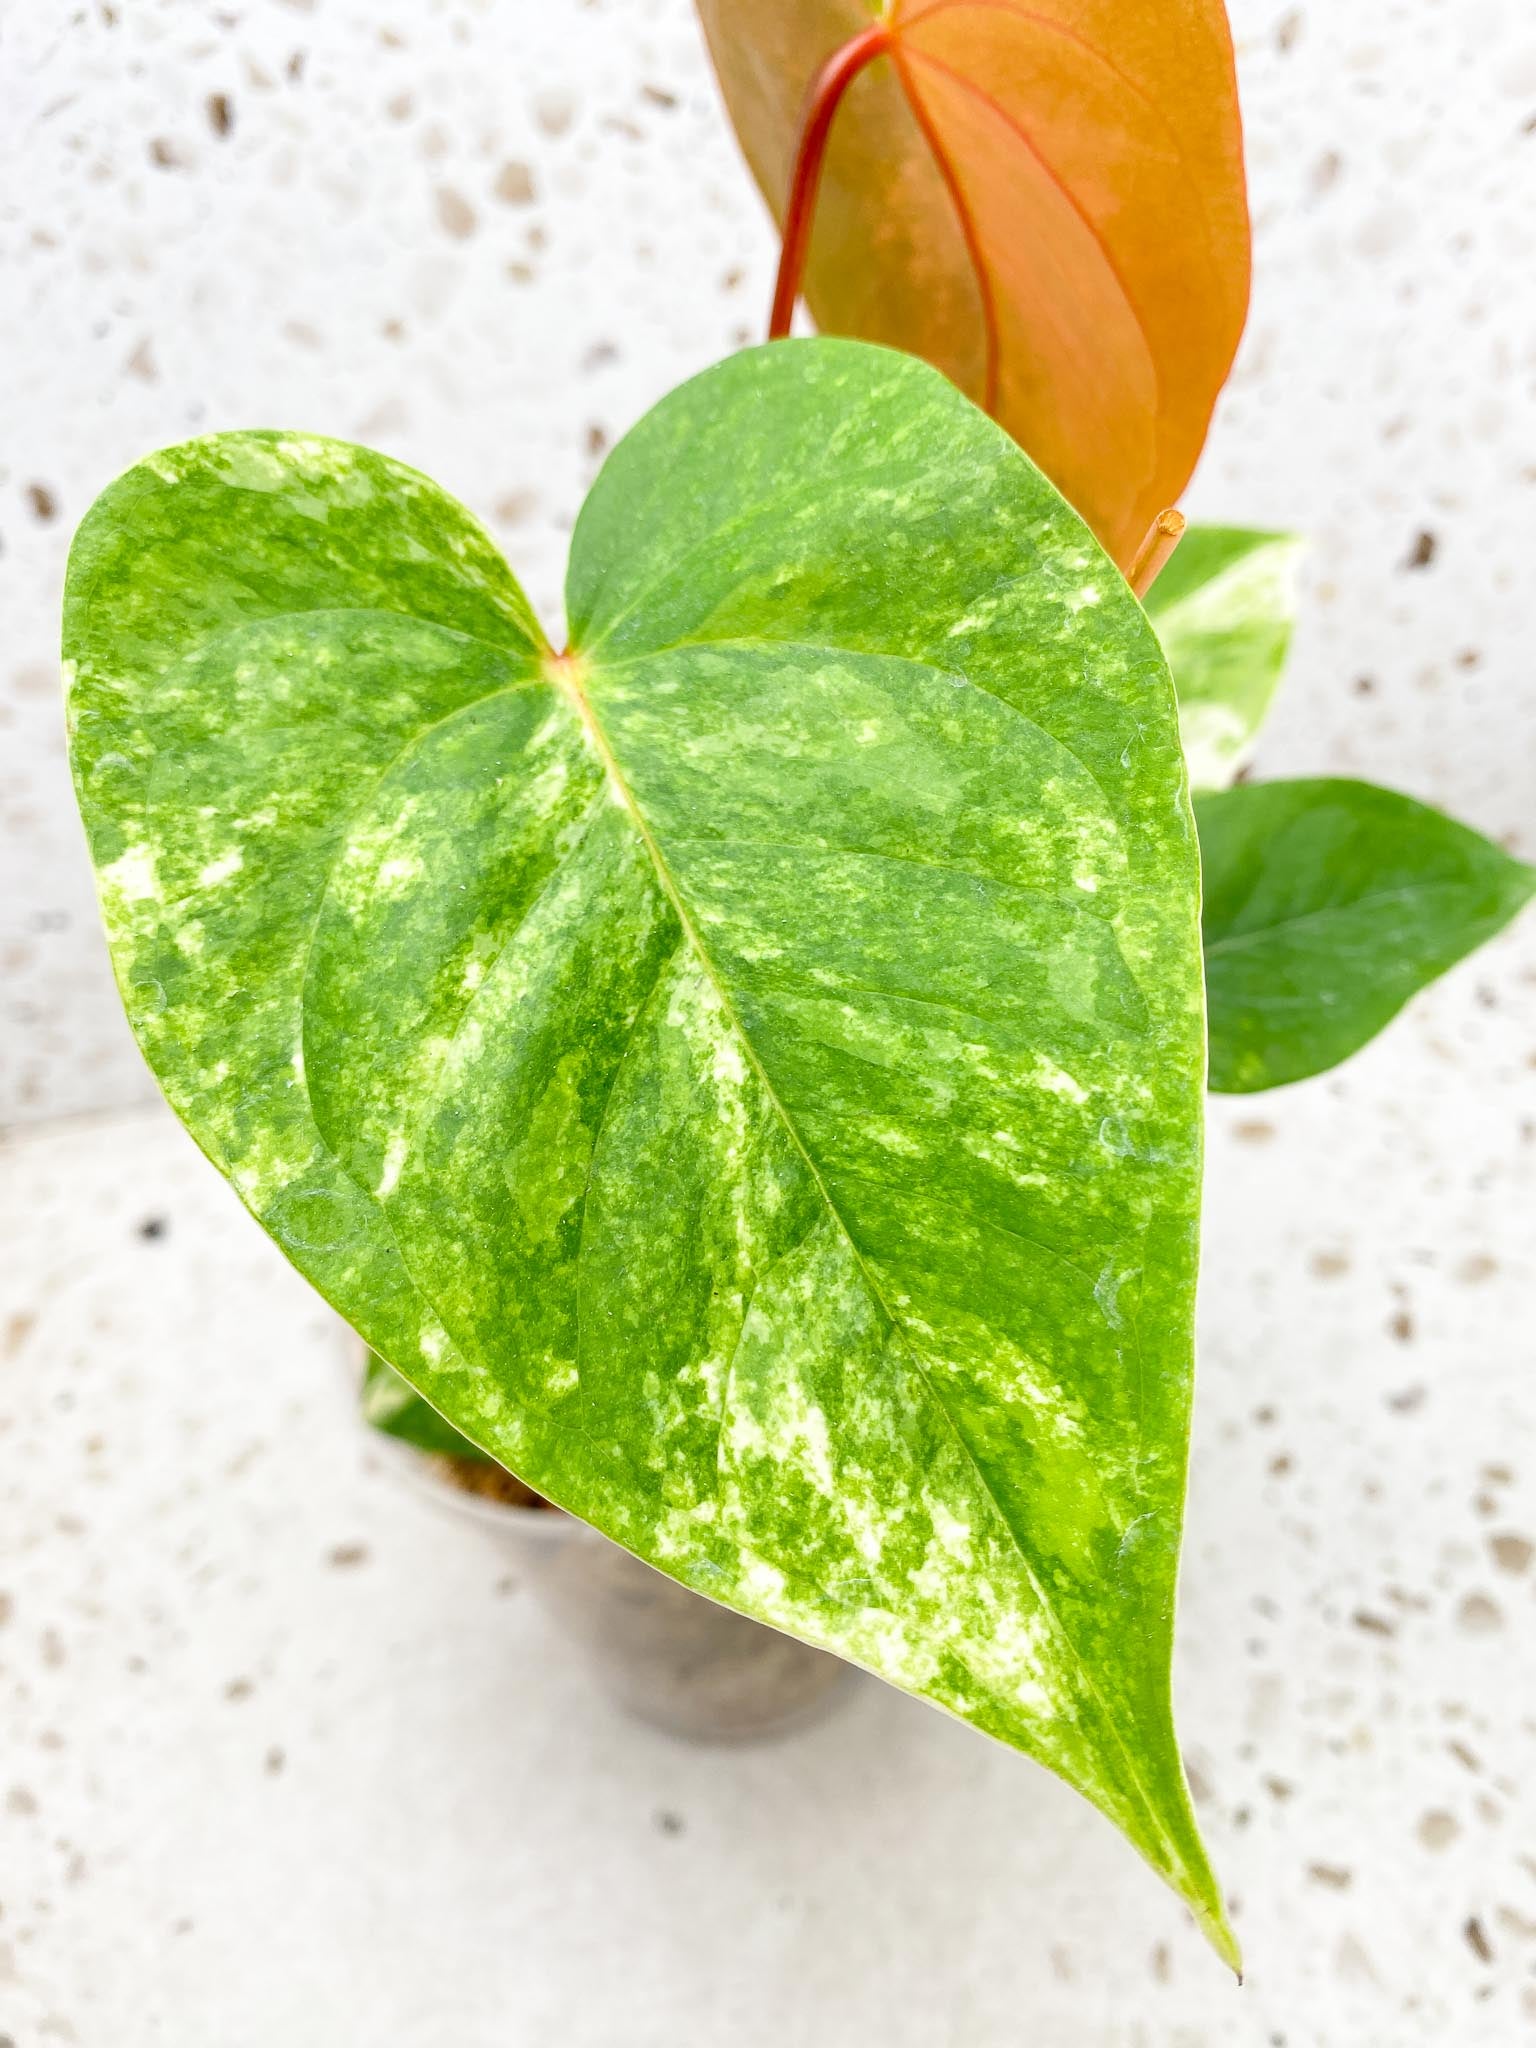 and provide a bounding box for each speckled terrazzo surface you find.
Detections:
[4,1035,1536,2044]
[1,0,1534,2041]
